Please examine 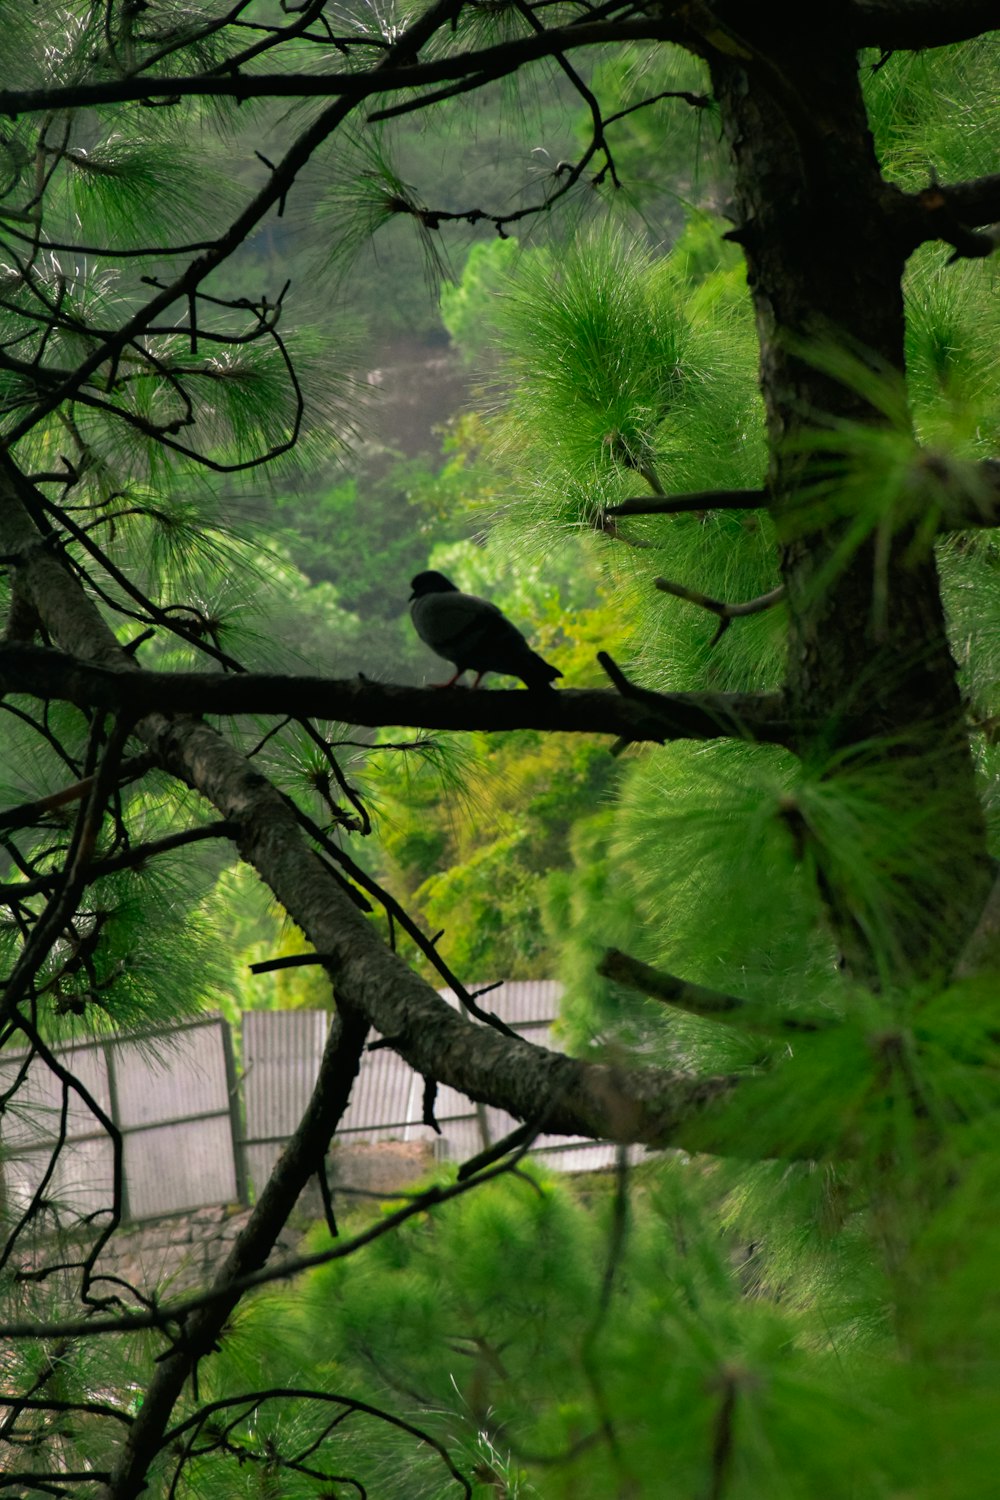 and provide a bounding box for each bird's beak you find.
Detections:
[408,591,416,602]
